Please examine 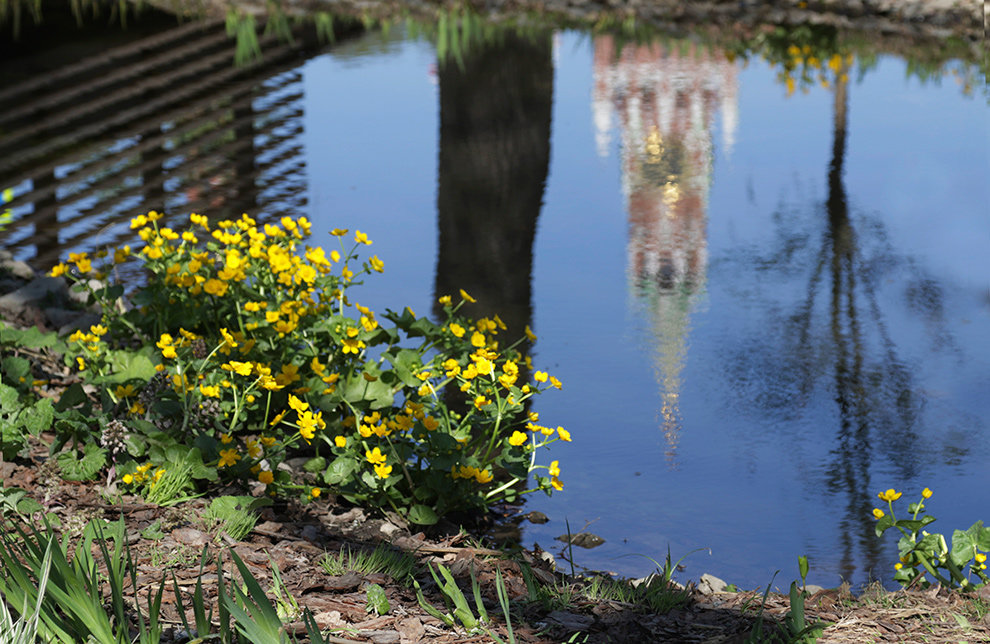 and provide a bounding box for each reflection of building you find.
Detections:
[592,36,737,462]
